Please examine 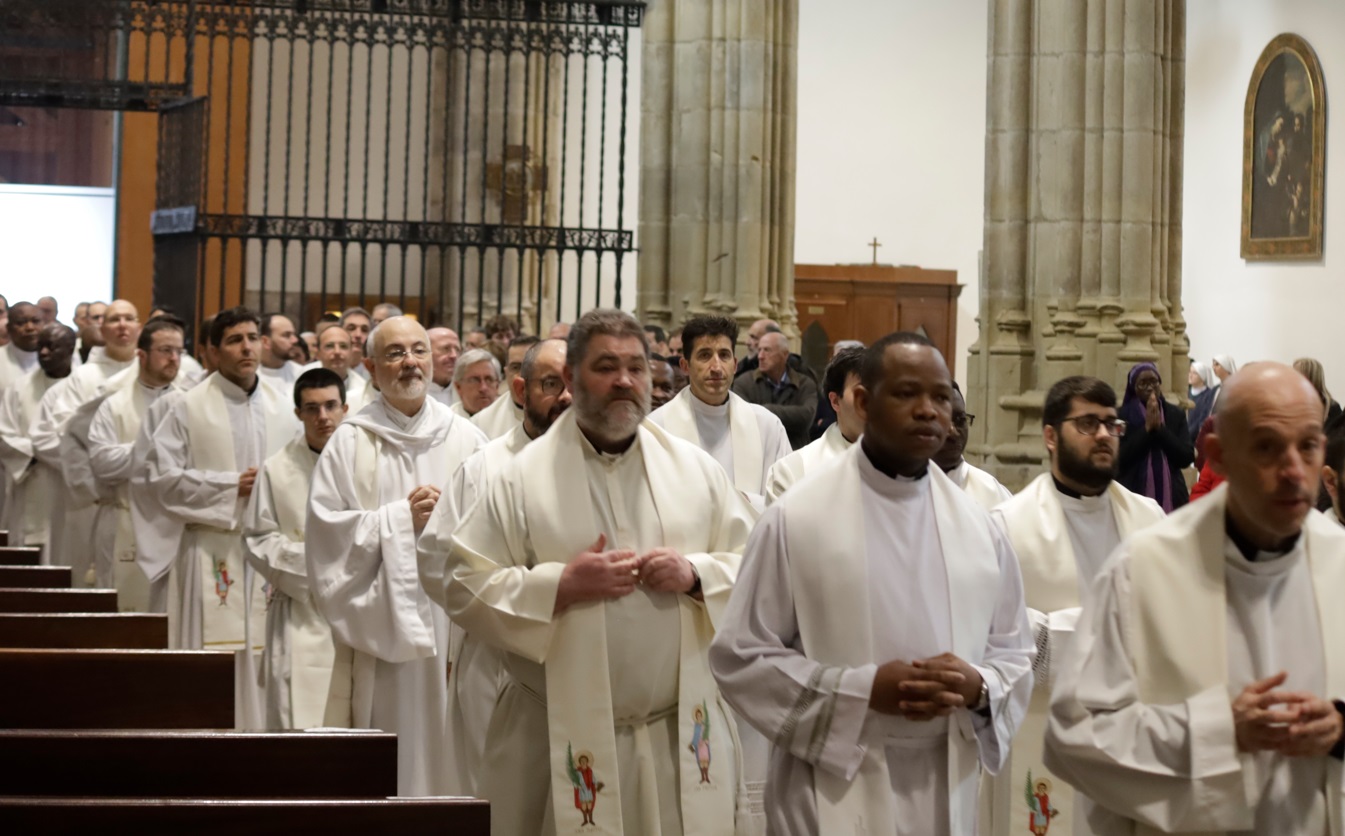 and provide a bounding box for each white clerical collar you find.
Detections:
[1052,478,1112,512]
[215,373,257,402]
[689,392,730,419]
[1223,534,1304,575]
